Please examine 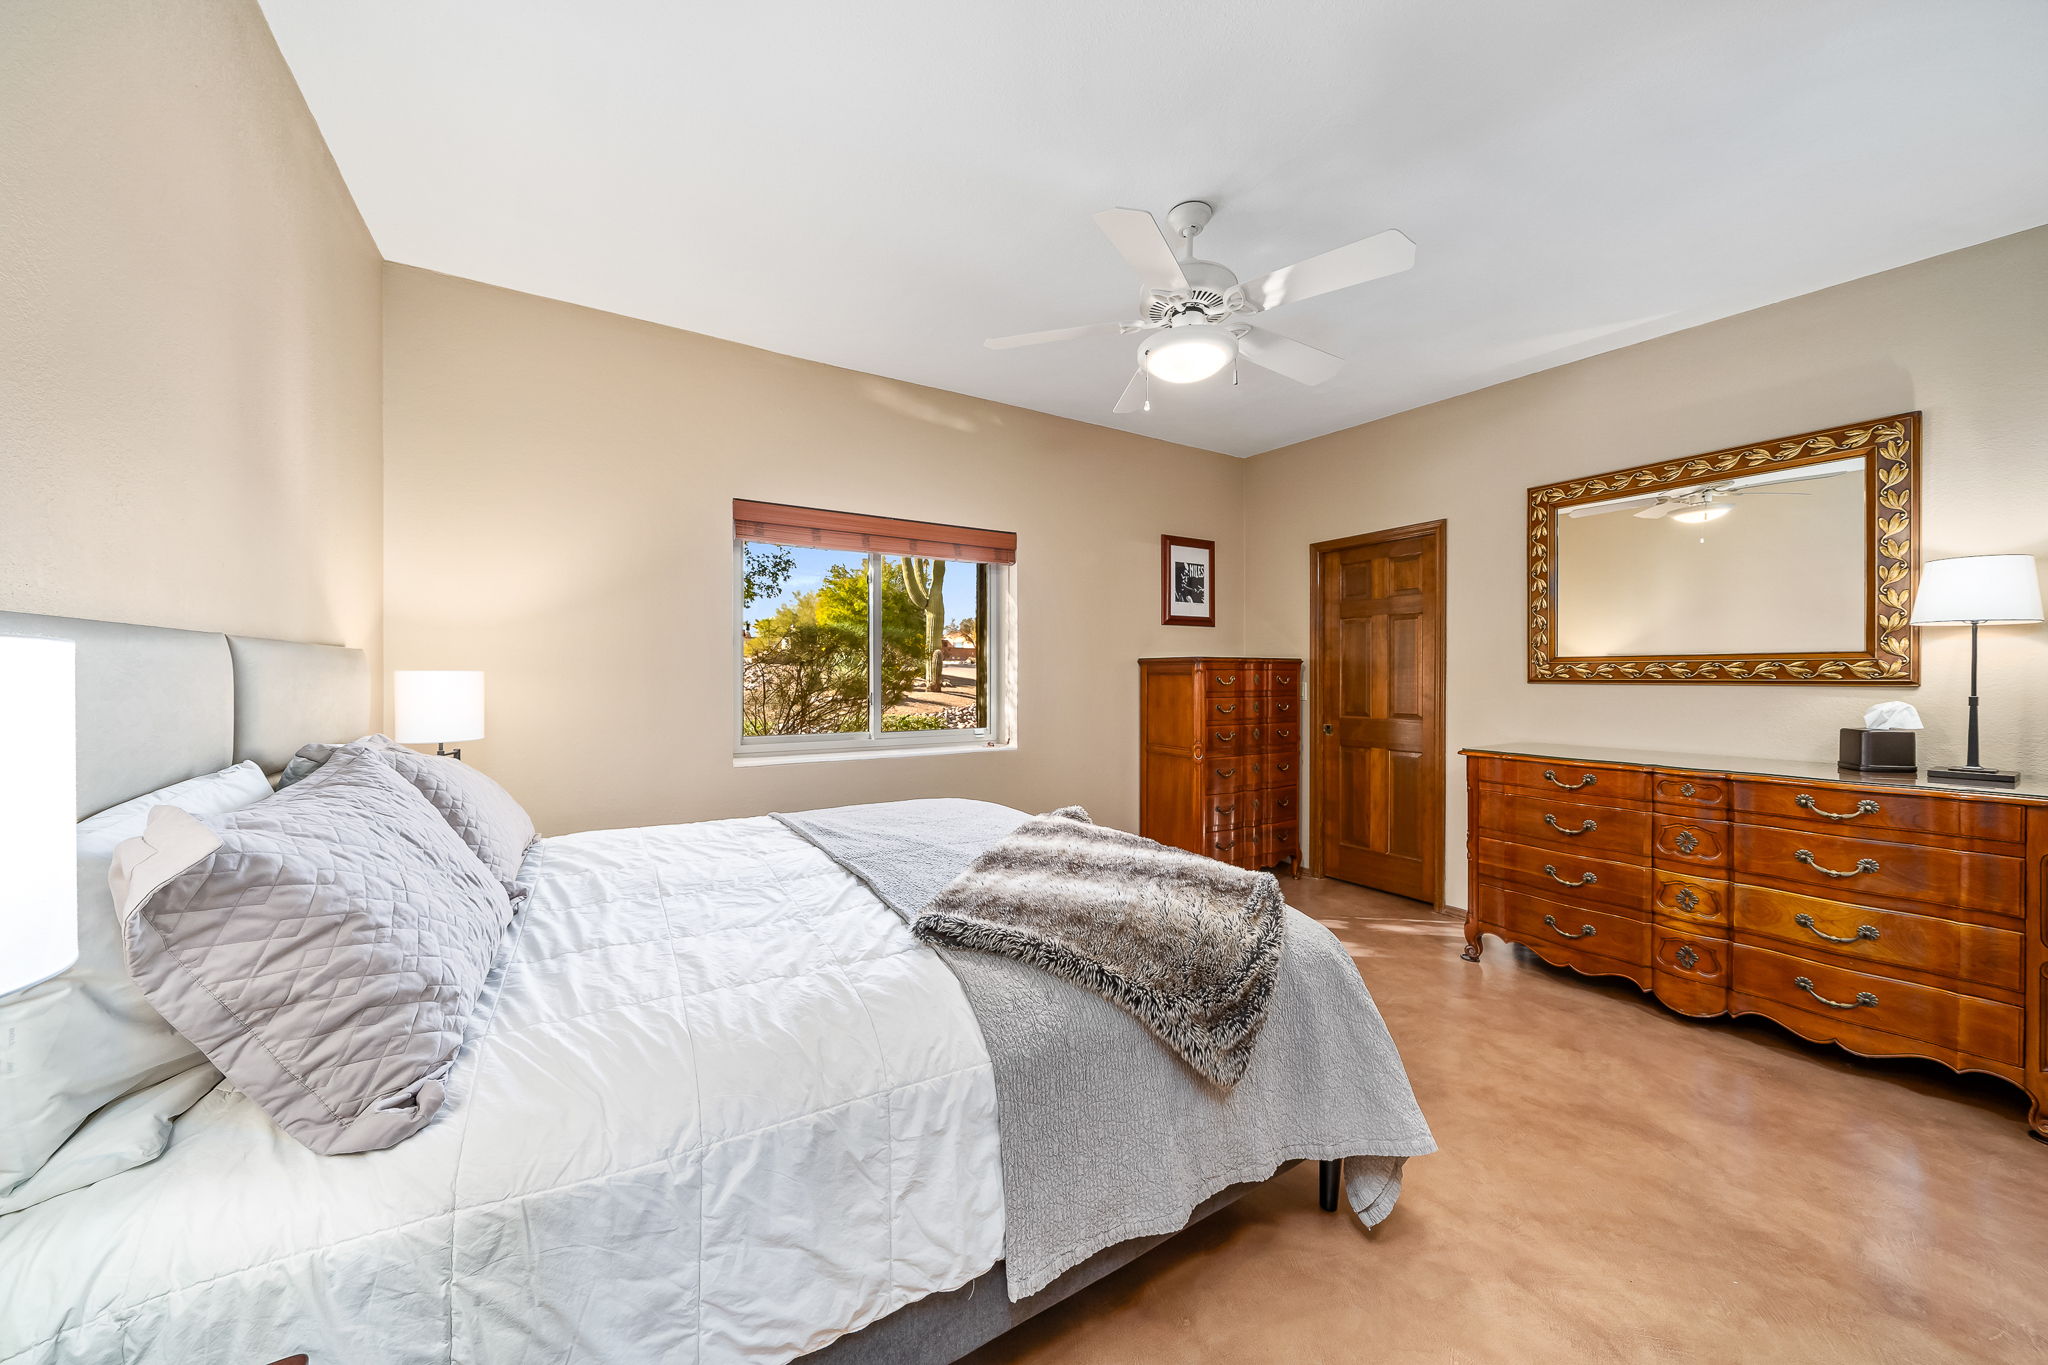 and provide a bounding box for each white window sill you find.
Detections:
[732,741,1017,768]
